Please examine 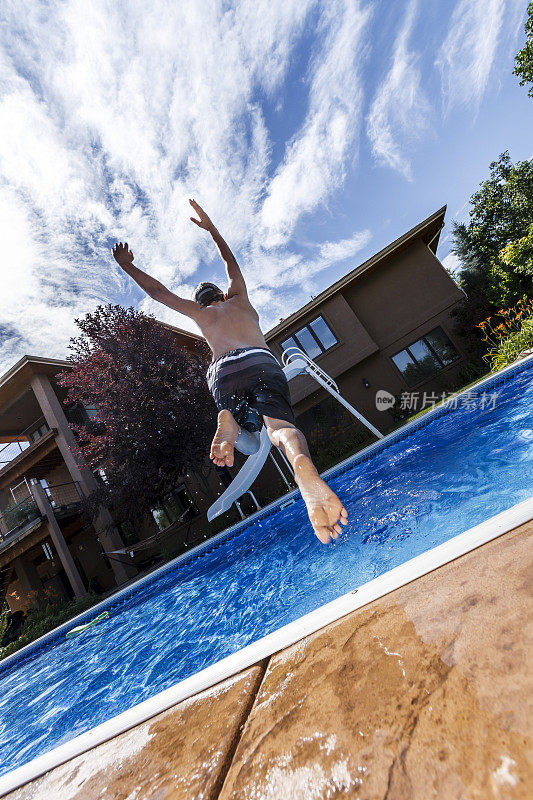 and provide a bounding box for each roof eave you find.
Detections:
[0,355,71,392]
